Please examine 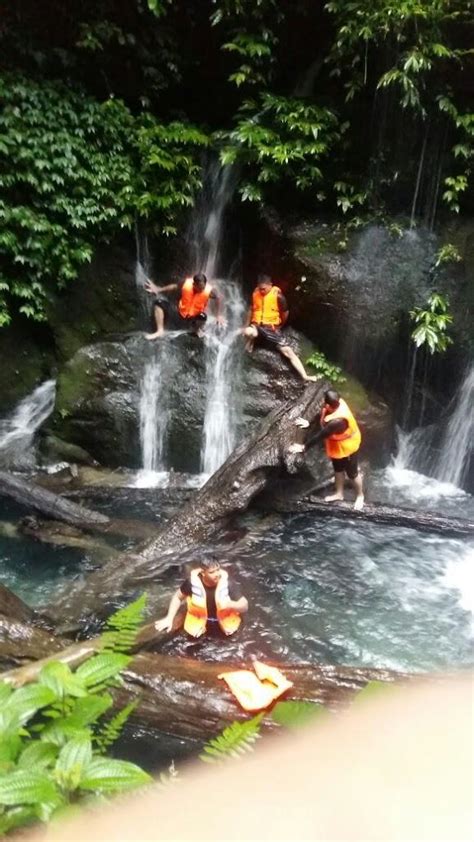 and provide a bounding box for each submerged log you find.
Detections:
[267,496,474,538]
[48,381,330,623]
[0,619,413,740]
[0,470,110,529]
[0,614,65,669]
